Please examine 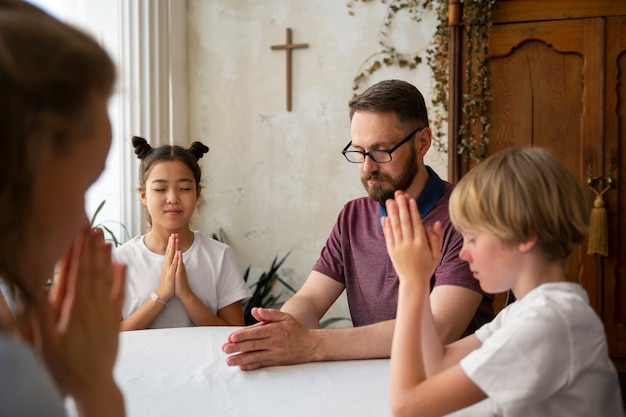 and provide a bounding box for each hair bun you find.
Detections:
[188,141,209,161]
[132,136,152,159]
